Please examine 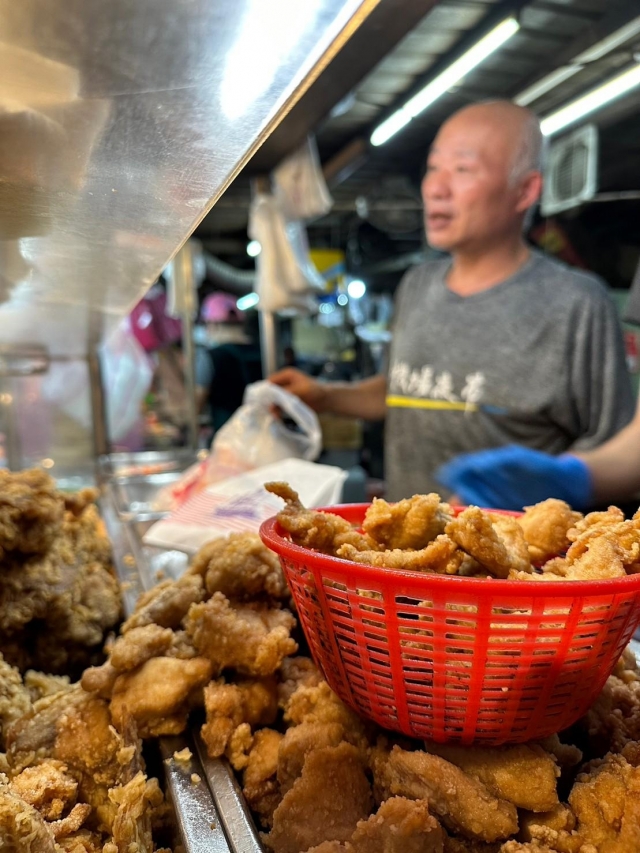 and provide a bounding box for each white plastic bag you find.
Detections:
[272,136,333,221]
[166,381,322,507]
[215,380,321,467]
[248,192,324,313]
